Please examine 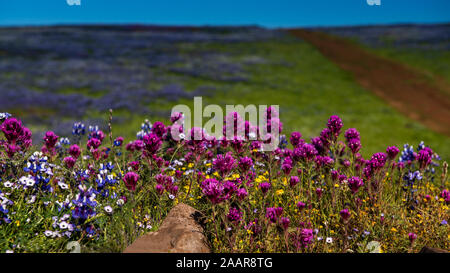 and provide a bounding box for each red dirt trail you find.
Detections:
[288,29,450,137]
